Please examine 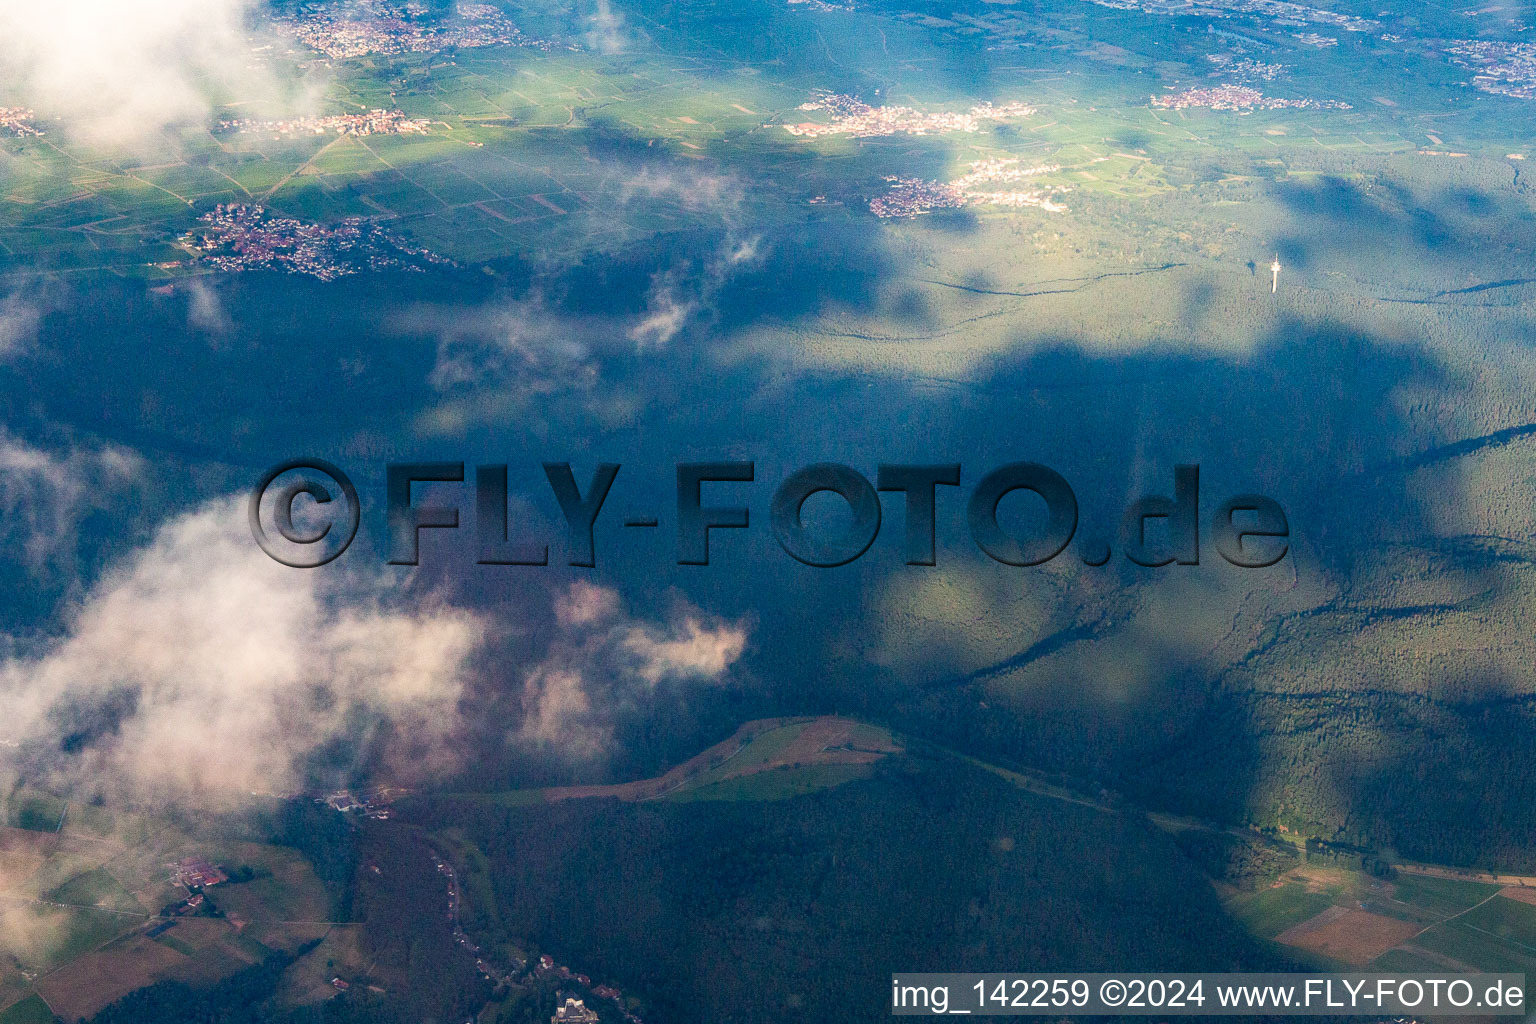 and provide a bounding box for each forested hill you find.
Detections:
[403,754,1297,1024]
